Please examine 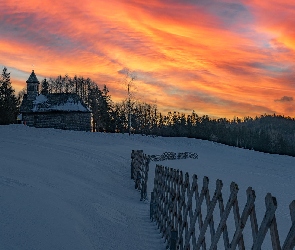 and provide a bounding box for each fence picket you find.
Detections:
[282,201,295,250]
[252,194,278,250]
[230,187,256,250]
[217,188,230,249]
